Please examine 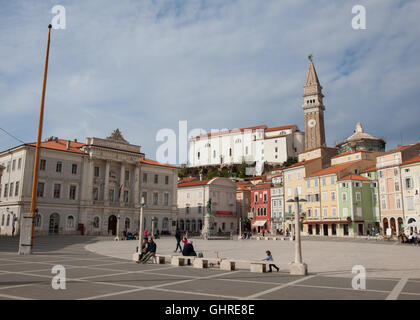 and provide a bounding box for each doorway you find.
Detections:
[323,224,328,236]
[49,213,60,234]
[331,224,337,236]
[358,223,364,235]
[343,224,349,236]
[108,215,117,236]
